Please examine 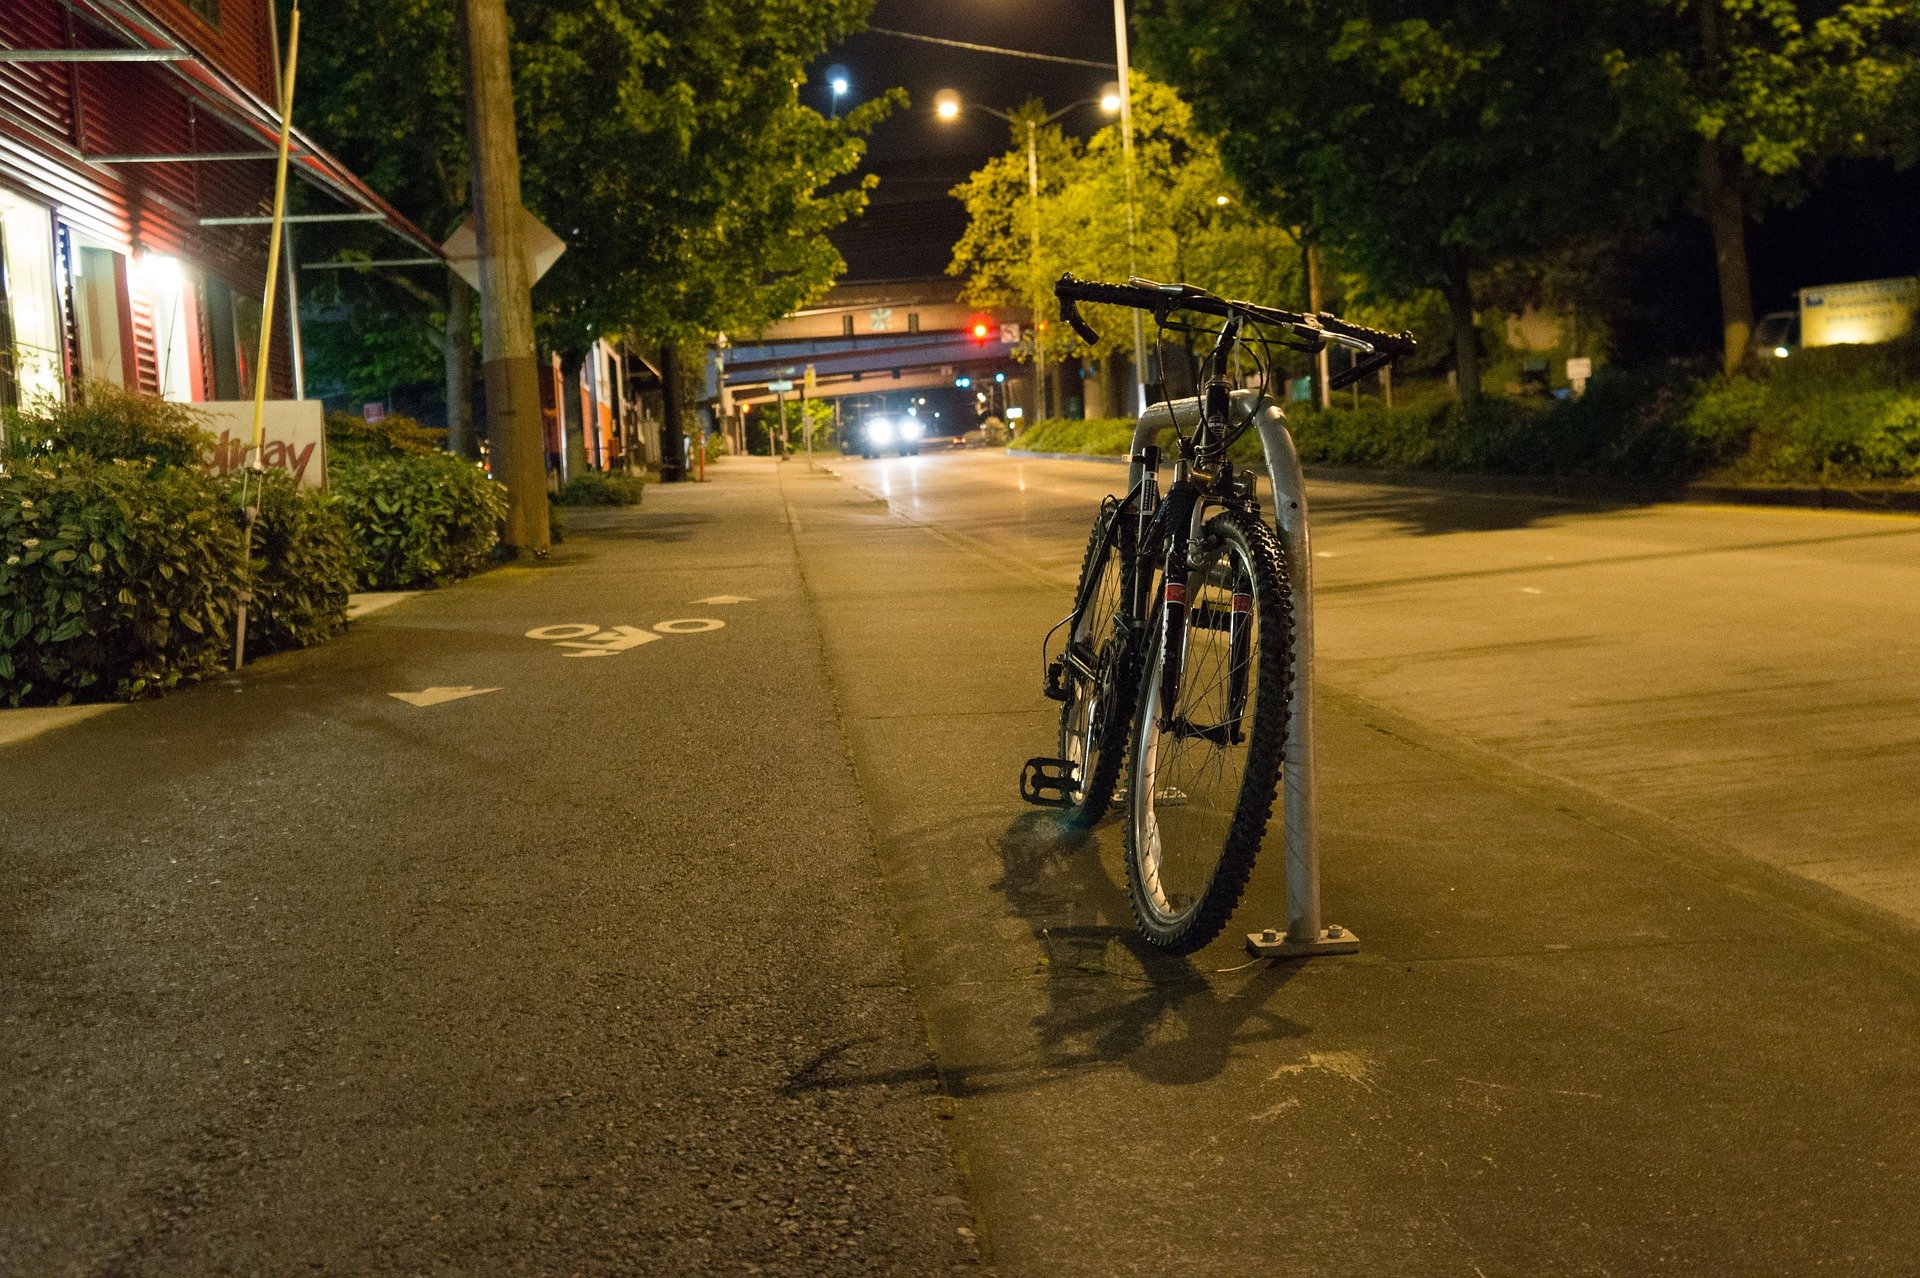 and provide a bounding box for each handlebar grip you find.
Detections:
[1060,293,1100,346]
